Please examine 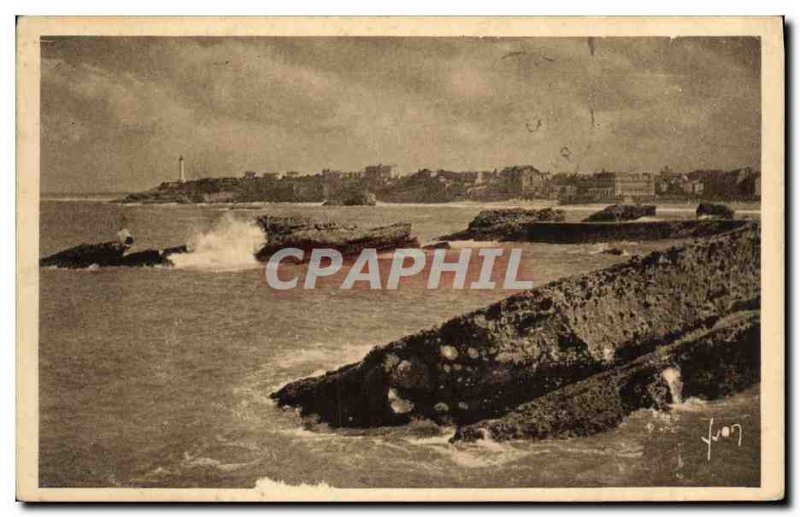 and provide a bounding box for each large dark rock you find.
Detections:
[40,242,188,268]
[272,223,760,429]
[469,208,566,227]
[440,208,565,240]
[697,202,736,219]
[256,215,346,238]
[440,208,744,243]
[582,204,656,223]
[254,215,419,262]
[116,245,189,267]
[40,241,128,268]
[453,311,759,442]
